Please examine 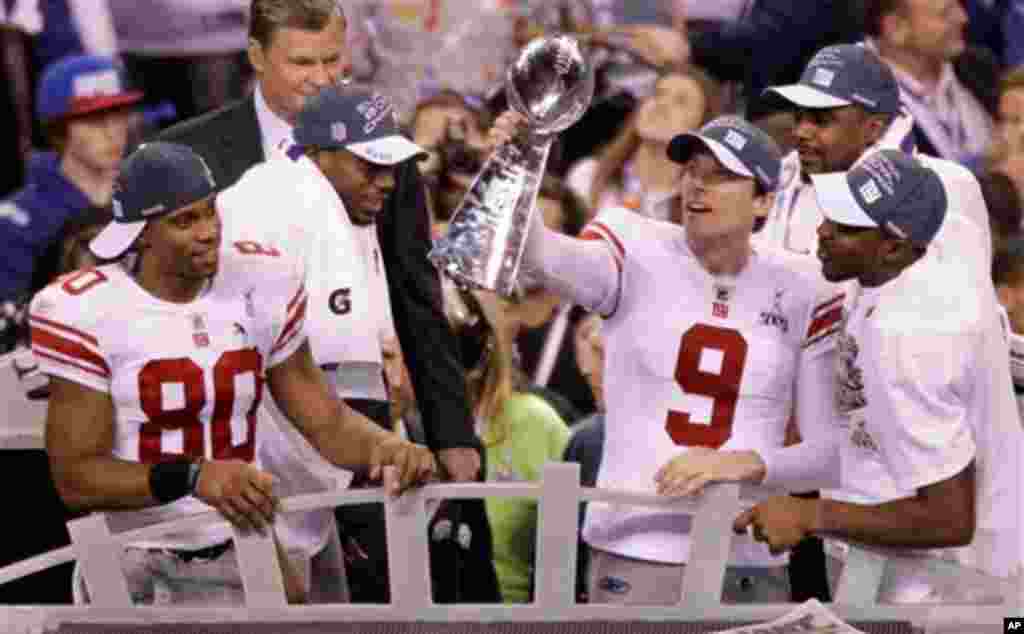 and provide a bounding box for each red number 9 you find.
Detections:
[665,324,748,448]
